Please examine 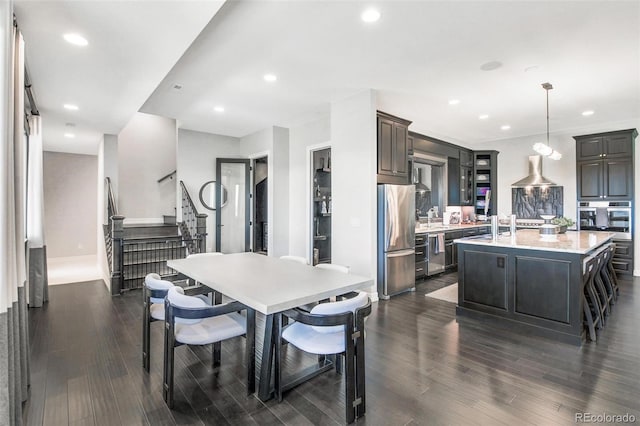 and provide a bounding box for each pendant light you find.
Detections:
[532,82,562,160]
